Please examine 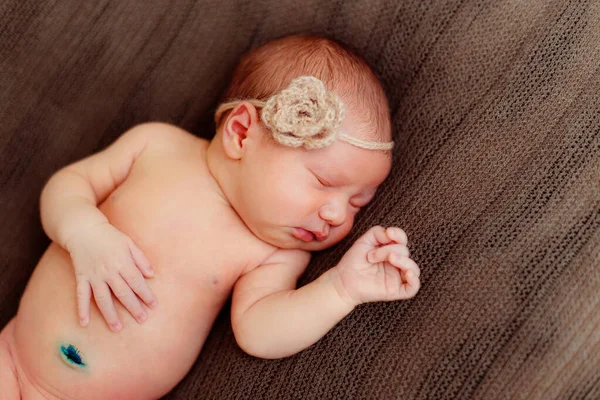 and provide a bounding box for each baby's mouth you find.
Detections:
[292,227,329,242]
[313,230,329,241]
[293,227,315,242]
